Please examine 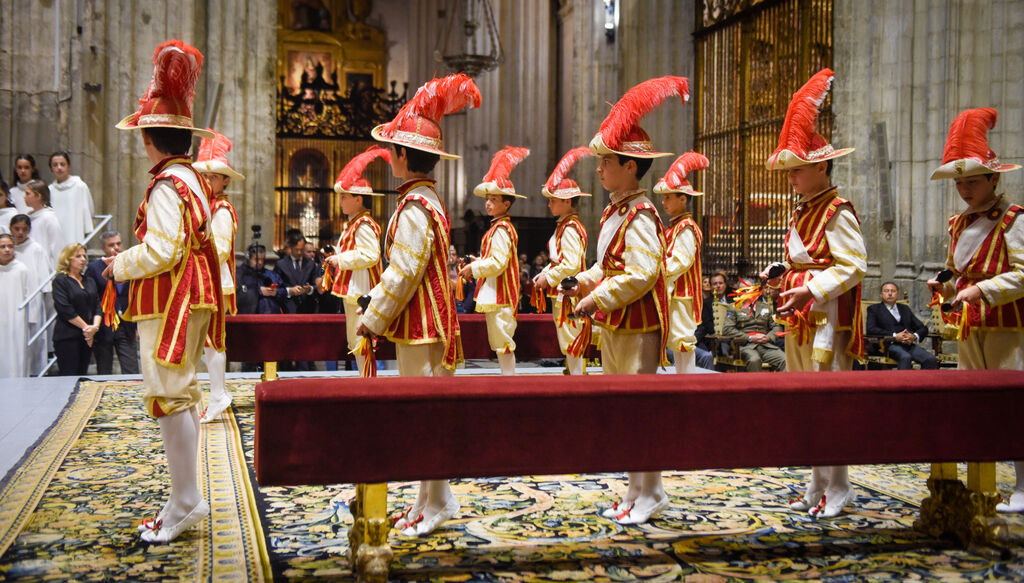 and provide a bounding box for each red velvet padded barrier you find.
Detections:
[254,369,1024,486]
[225,314,580,362]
